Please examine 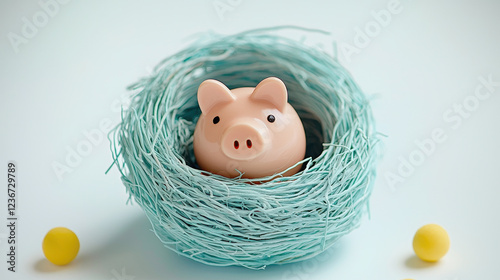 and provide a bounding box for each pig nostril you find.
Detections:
[246,139,252,148]
[234,140,239,149]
